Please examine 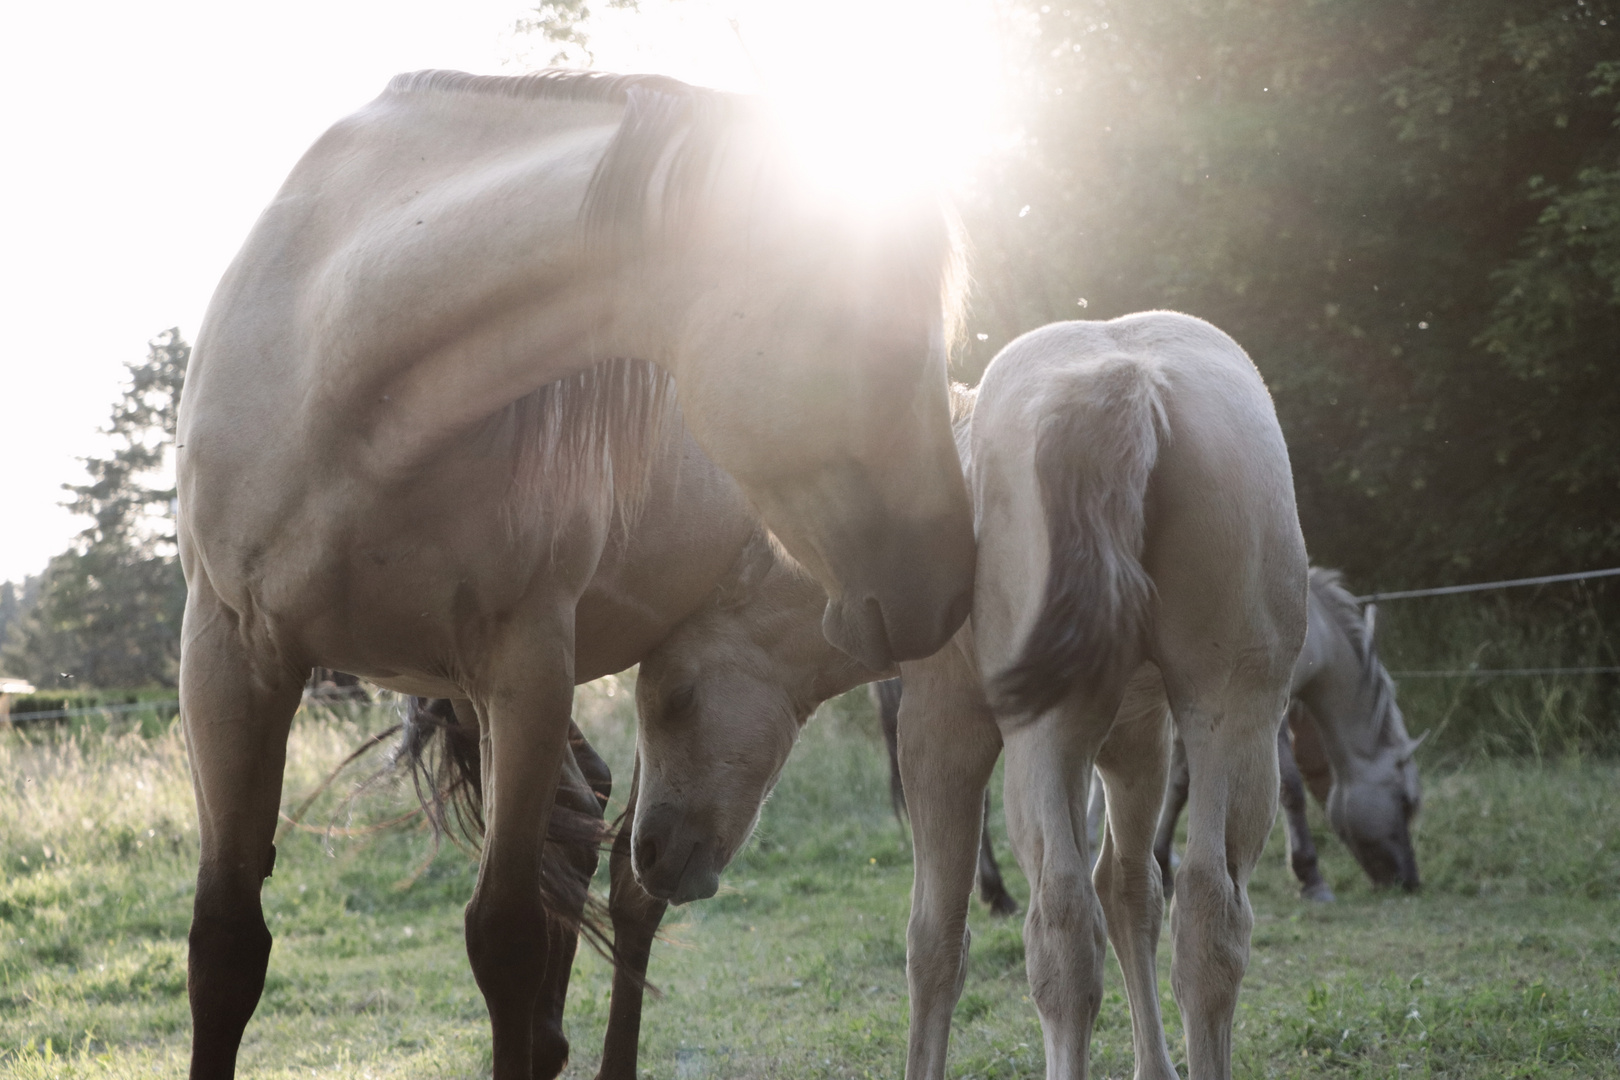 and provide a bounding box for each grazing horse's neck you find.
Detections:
[1293,602,1395,780]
